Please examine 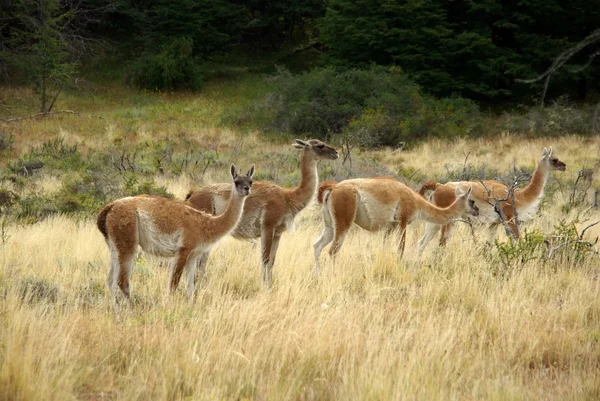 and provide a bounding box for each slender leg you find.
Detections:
[184,254,201,300]
[418,222,441,258]
[266,234,281,285]
[440,223,455,247]
[314,225,334,276]
[117,251,135,309]
[196,252,209,283]
[328,189,357,263]
[487,223,500,244]
[170,249,192,294]
[261,228,275,286]
[397,219,407,259]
